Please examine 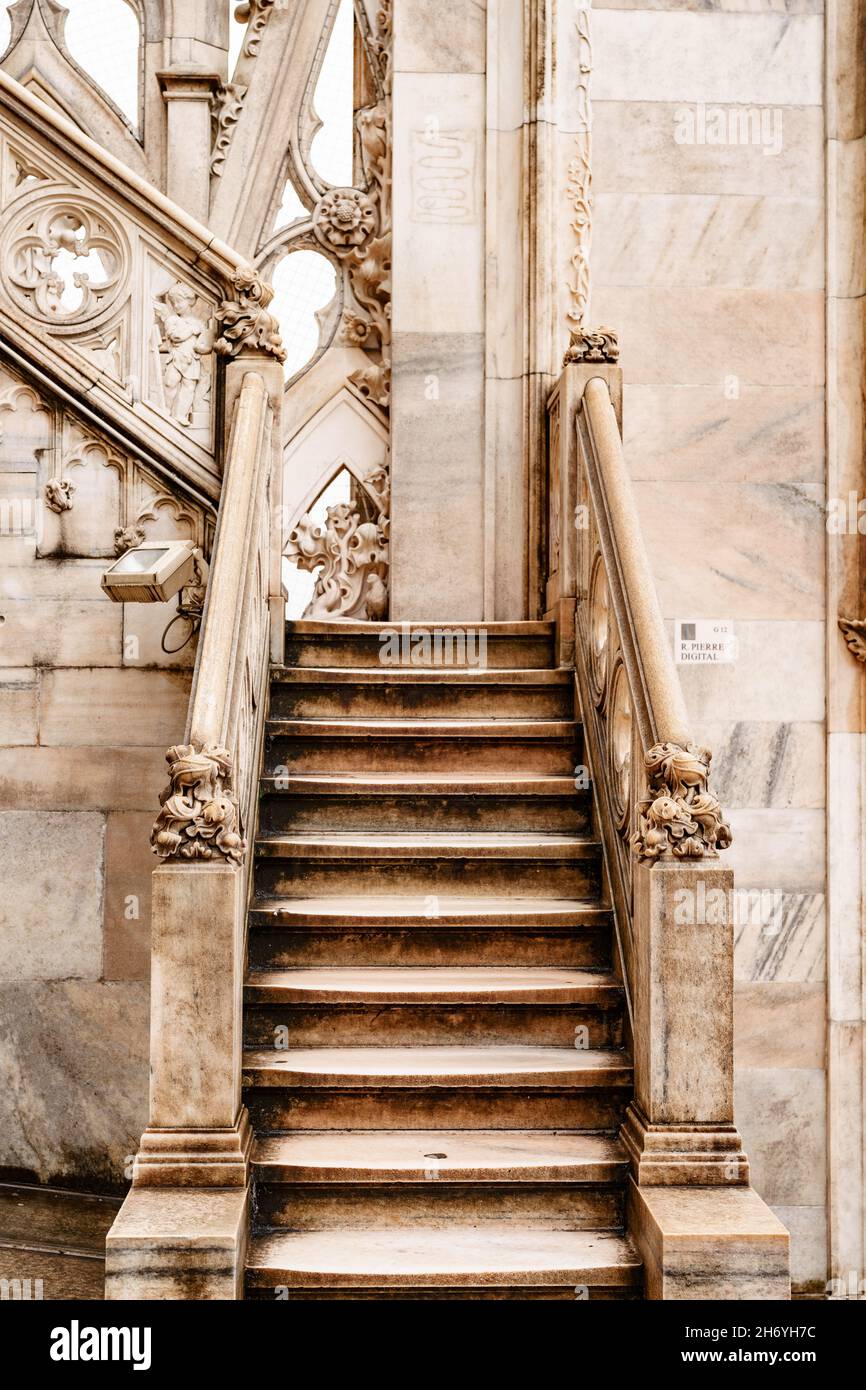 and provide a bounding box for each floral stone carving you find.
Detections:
[286,467,390,621]
[44,477,74,512]
[215,267,286,362]
[152,743,245,865]
[114,525,146,555]
[314,188,377,253]
[563,326,619,365]
[838,617,866,664]
[632,742,732,862]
